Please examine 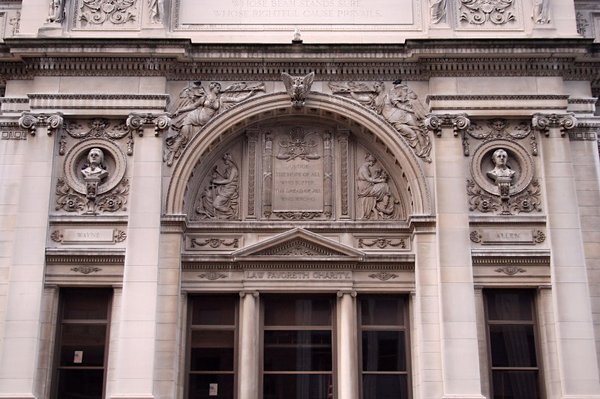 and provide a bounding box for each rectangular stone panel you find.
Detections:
[178,0,414,25]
